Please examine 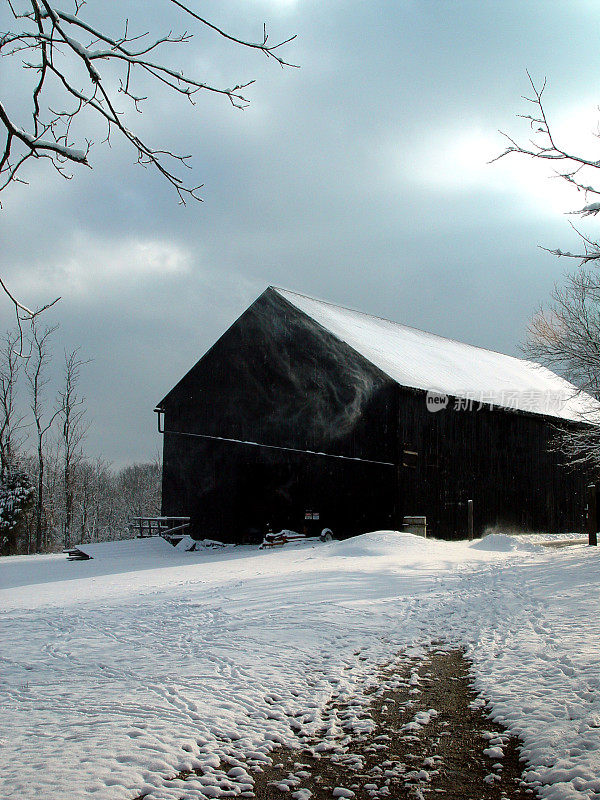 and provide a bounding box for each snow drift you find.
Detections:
[327,531,434,558]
